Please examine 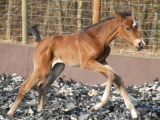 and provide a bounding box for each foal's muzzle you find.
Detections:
[138,42,145,51]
